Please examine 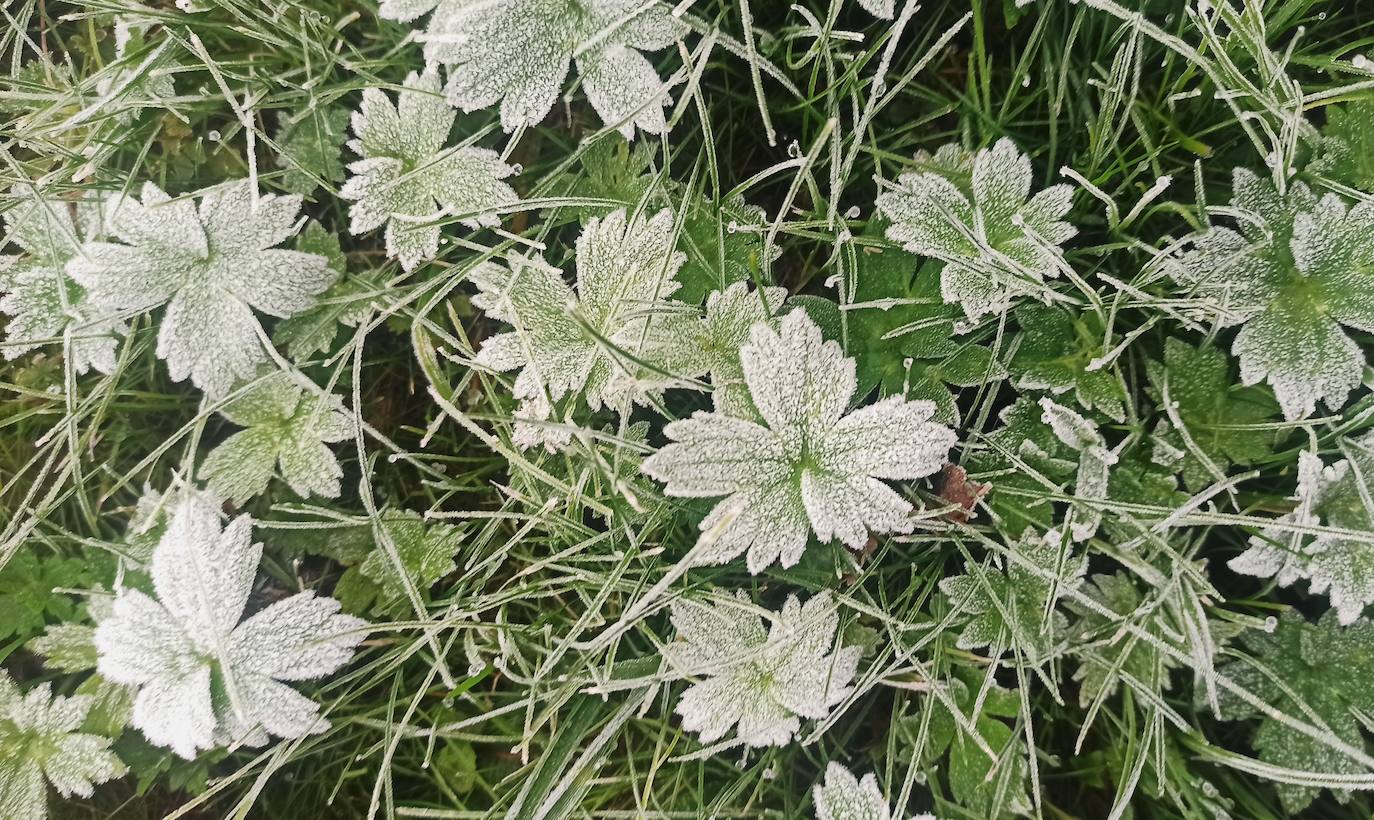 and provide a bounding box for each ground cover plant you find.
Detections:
[5,0,1374,817]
